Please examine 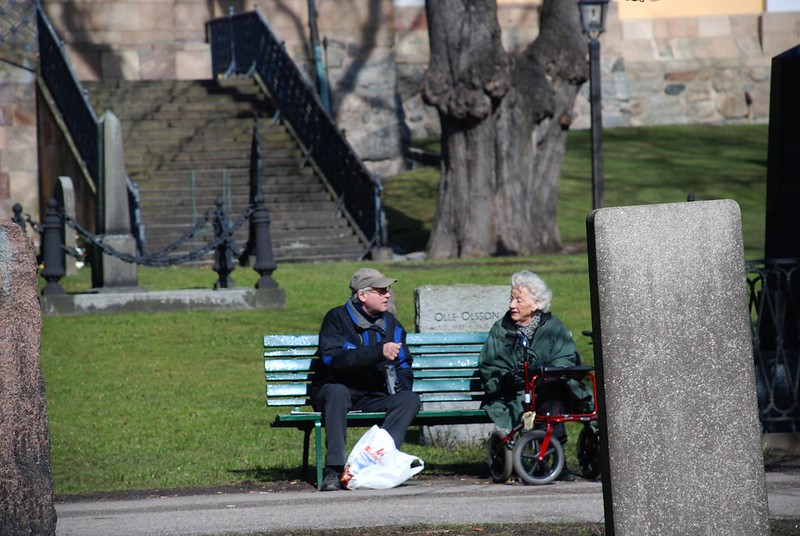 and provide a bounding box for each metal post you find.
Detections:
[251,193,279,289]
[589,37,605,210]
[212,197,236,289]
[40,197,66,296]
[12,203,26,233]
